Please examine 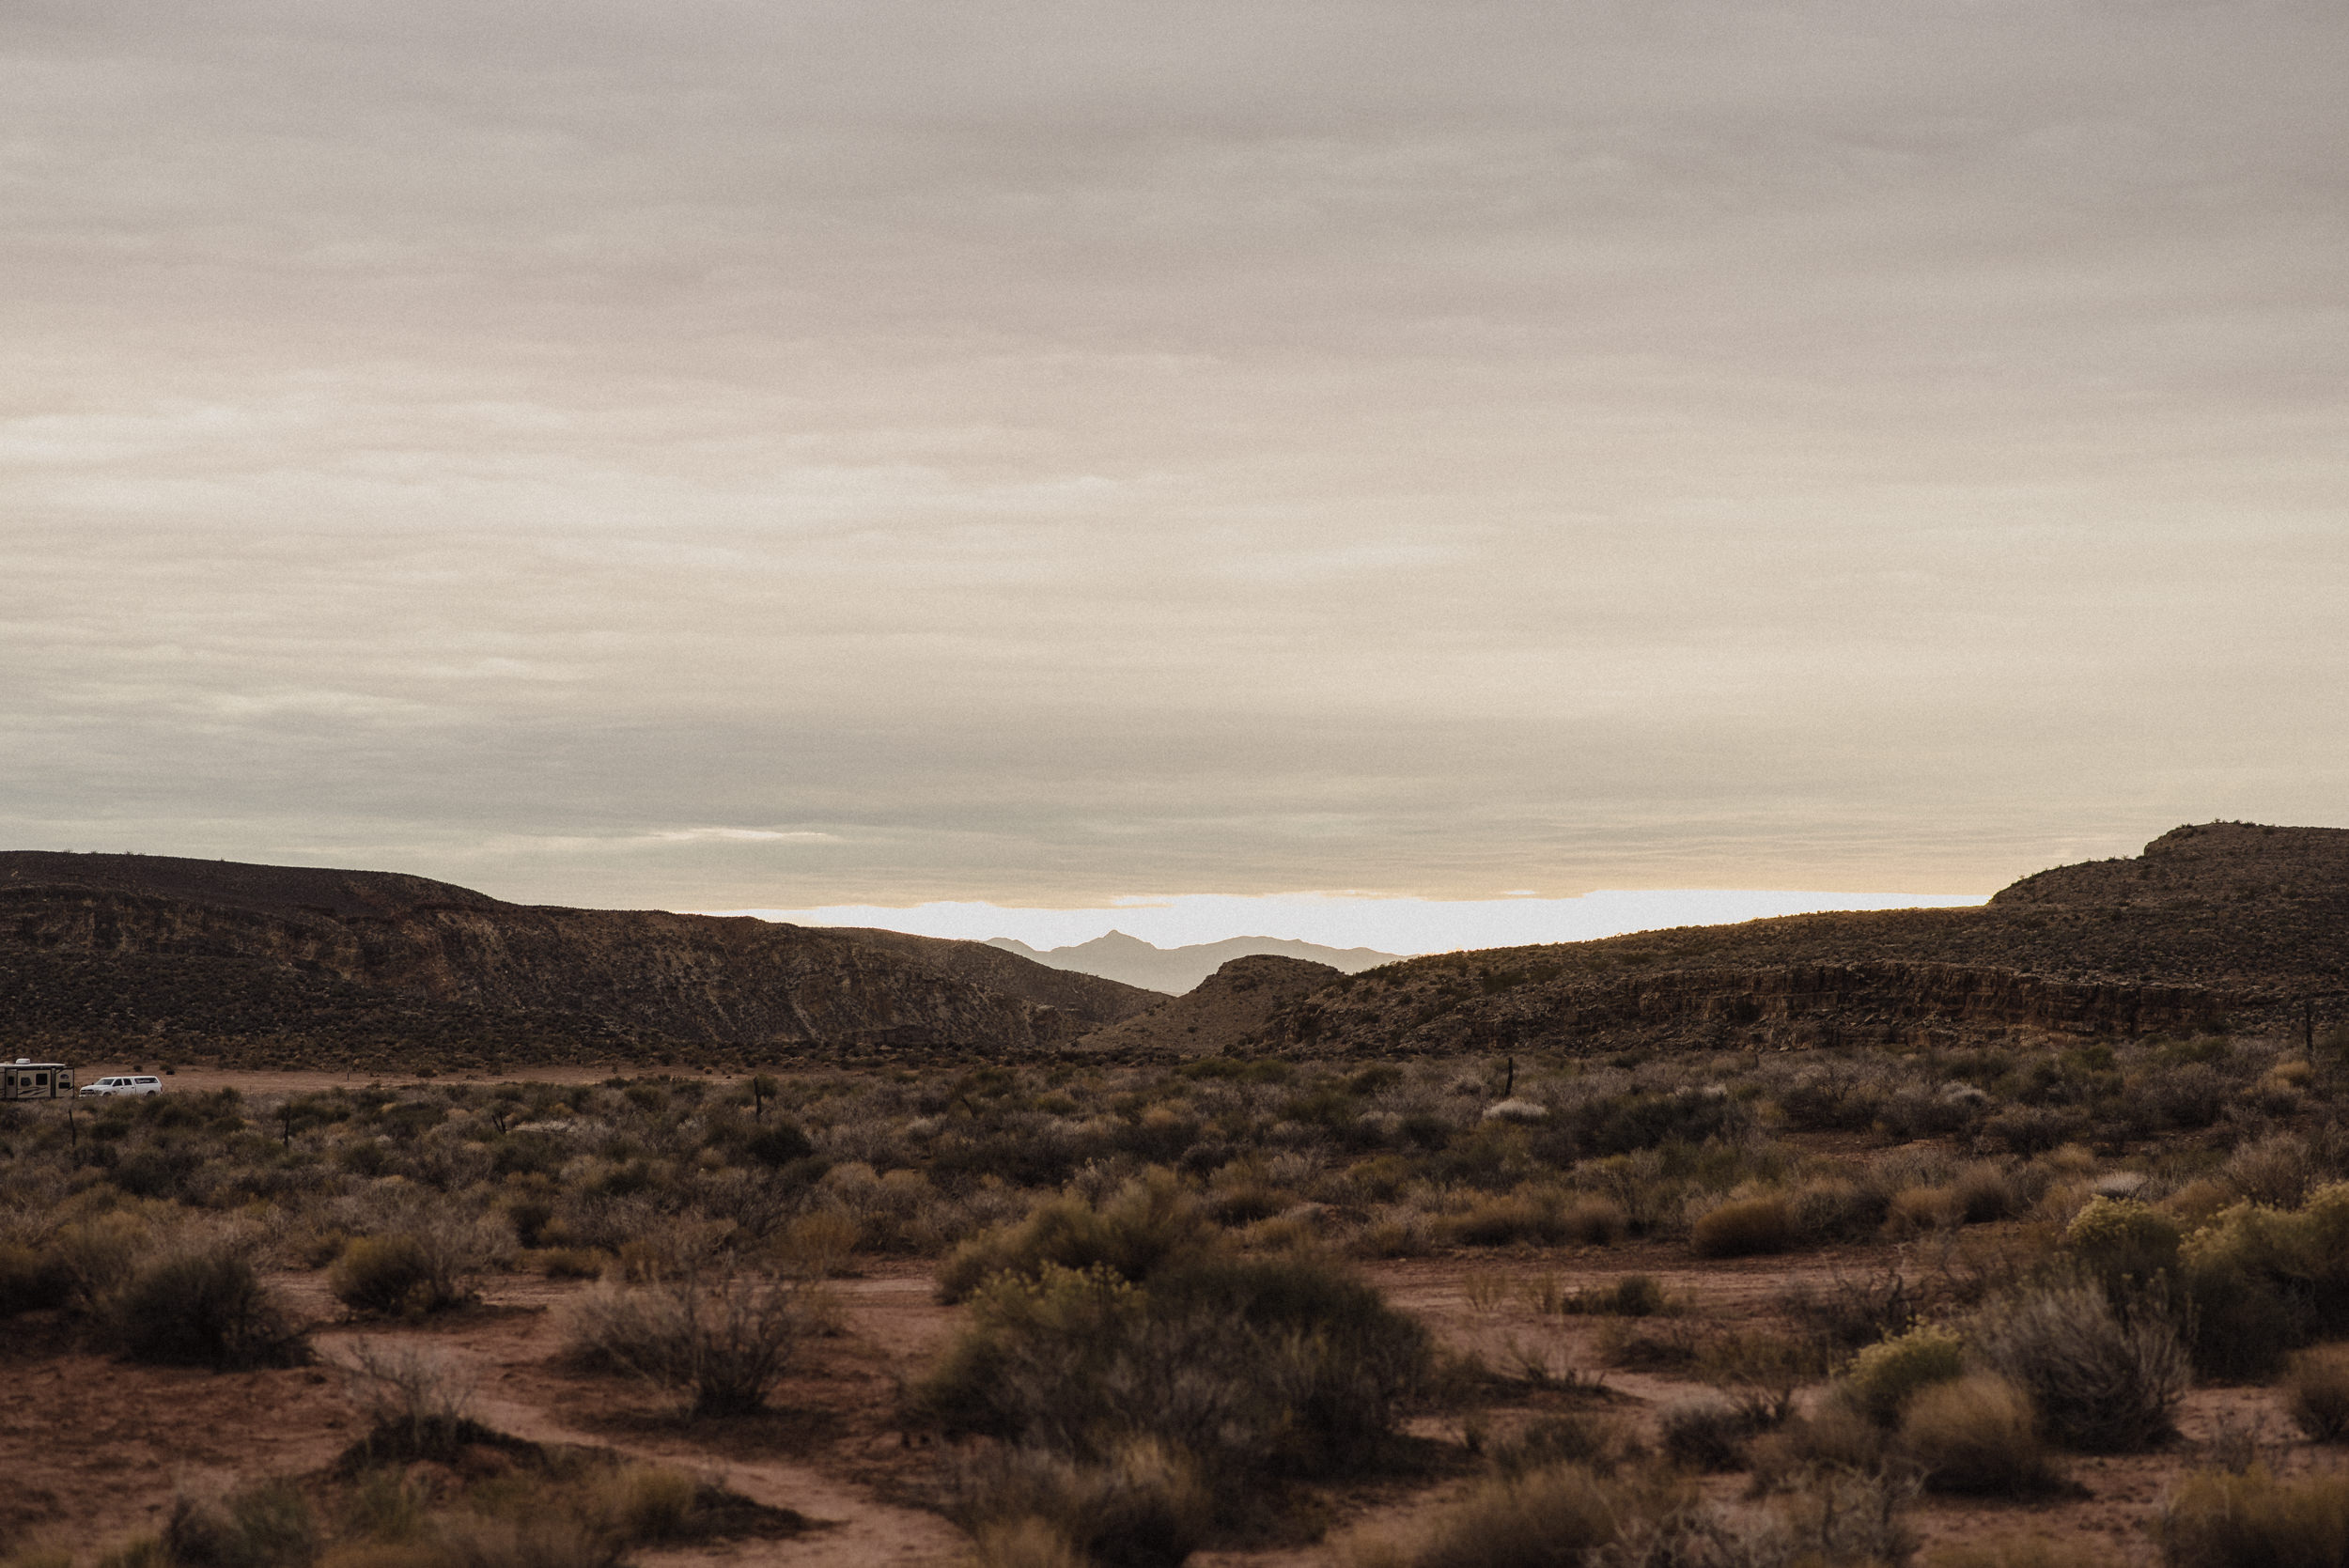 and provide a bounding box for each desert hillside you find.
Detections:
[0,851,1152,1068]
[1076,954,1341,1054]
[7,824,2345,1070]
[1159,822,2349,1058]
